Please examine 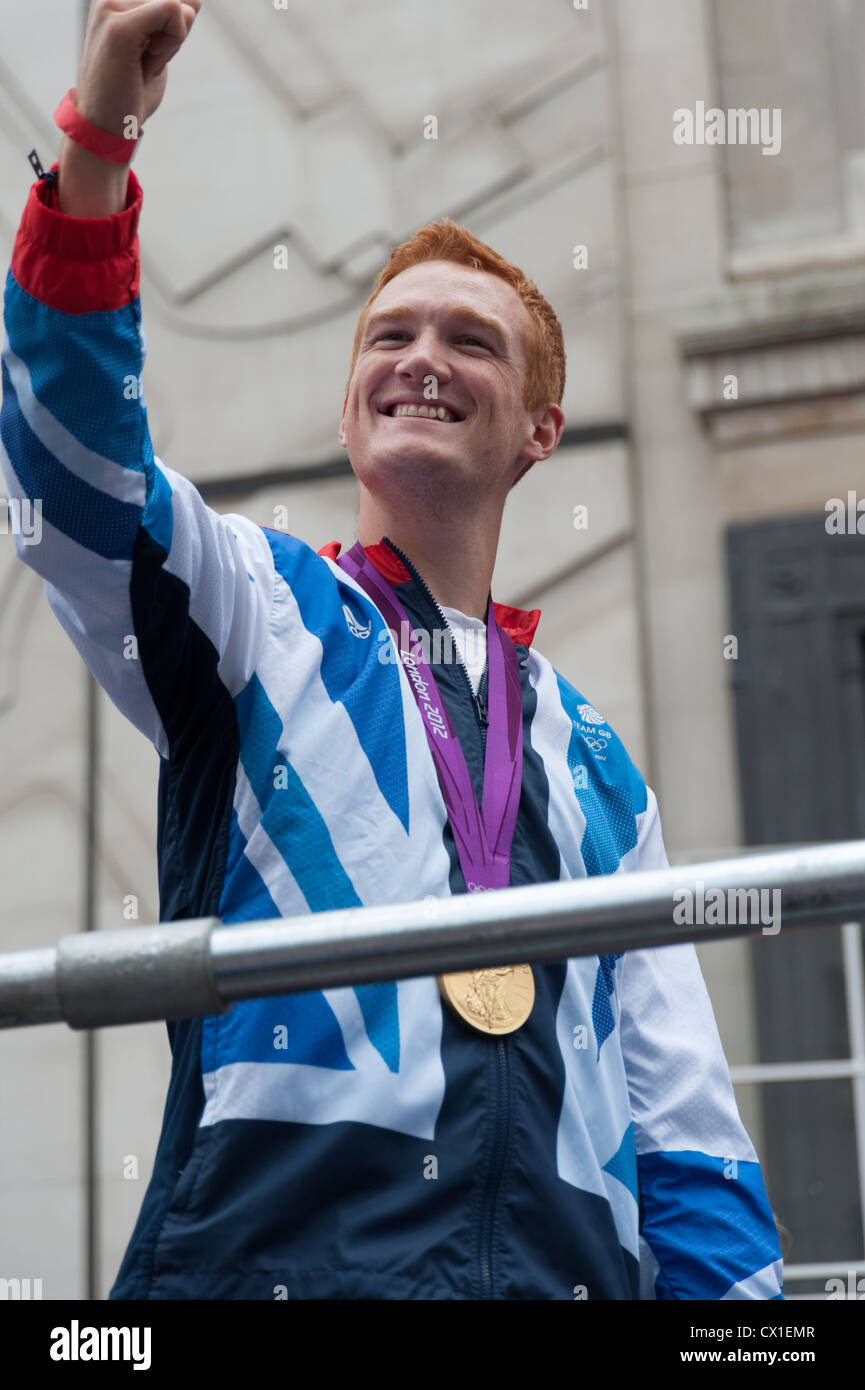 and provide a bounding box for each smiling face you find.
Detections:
[340,260,560,506]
